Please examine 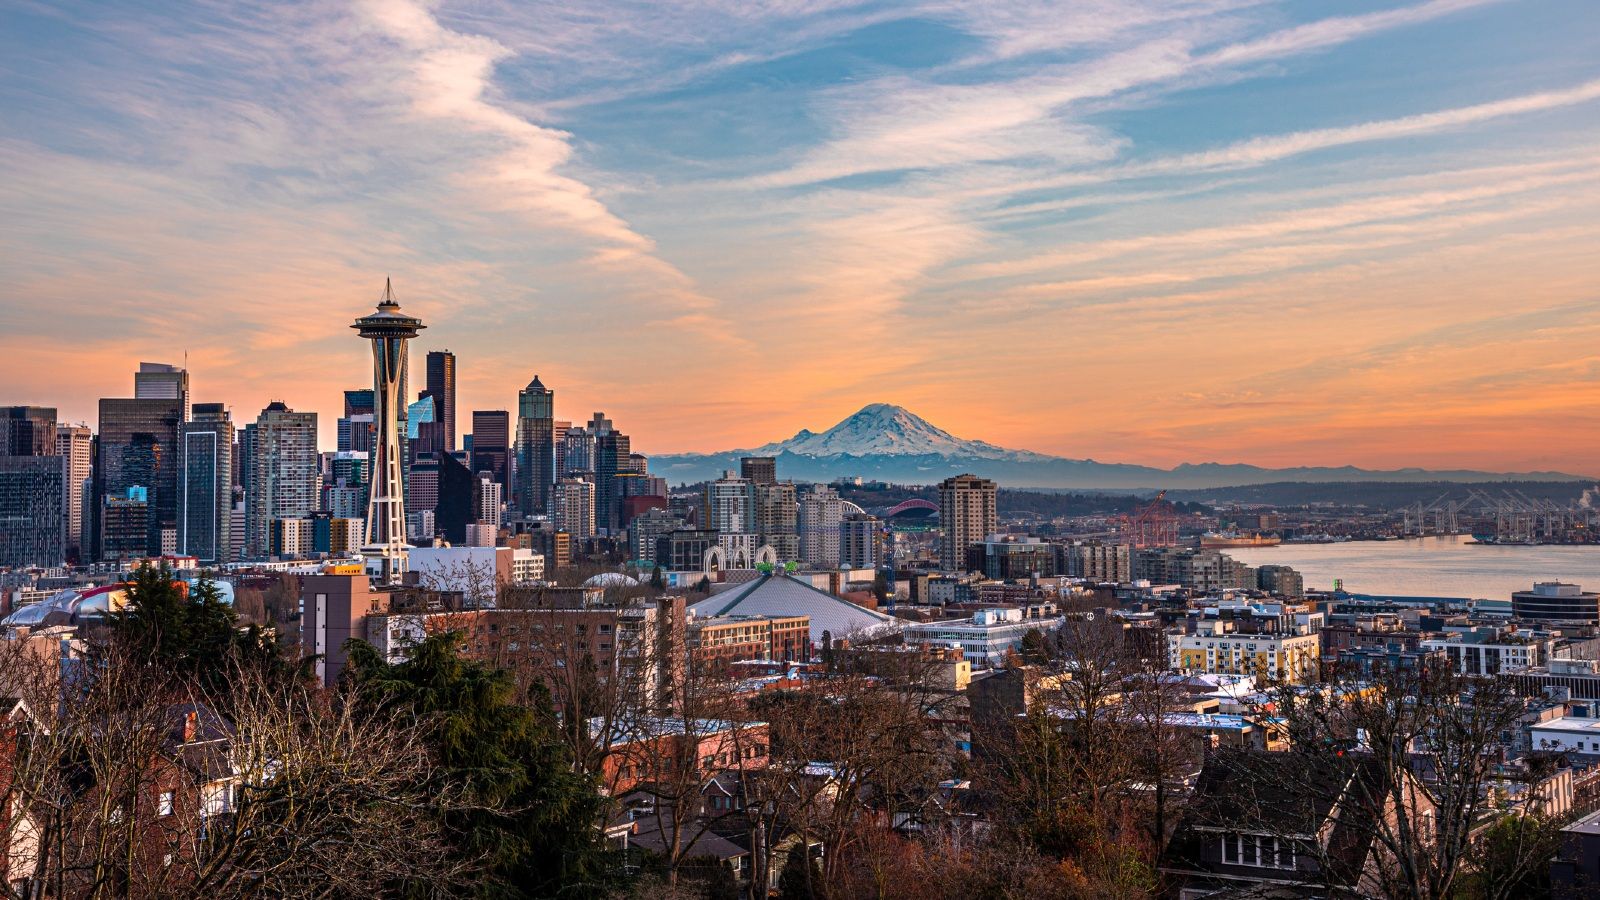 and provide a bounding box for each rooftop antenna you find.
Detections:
[381,276,397,305]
